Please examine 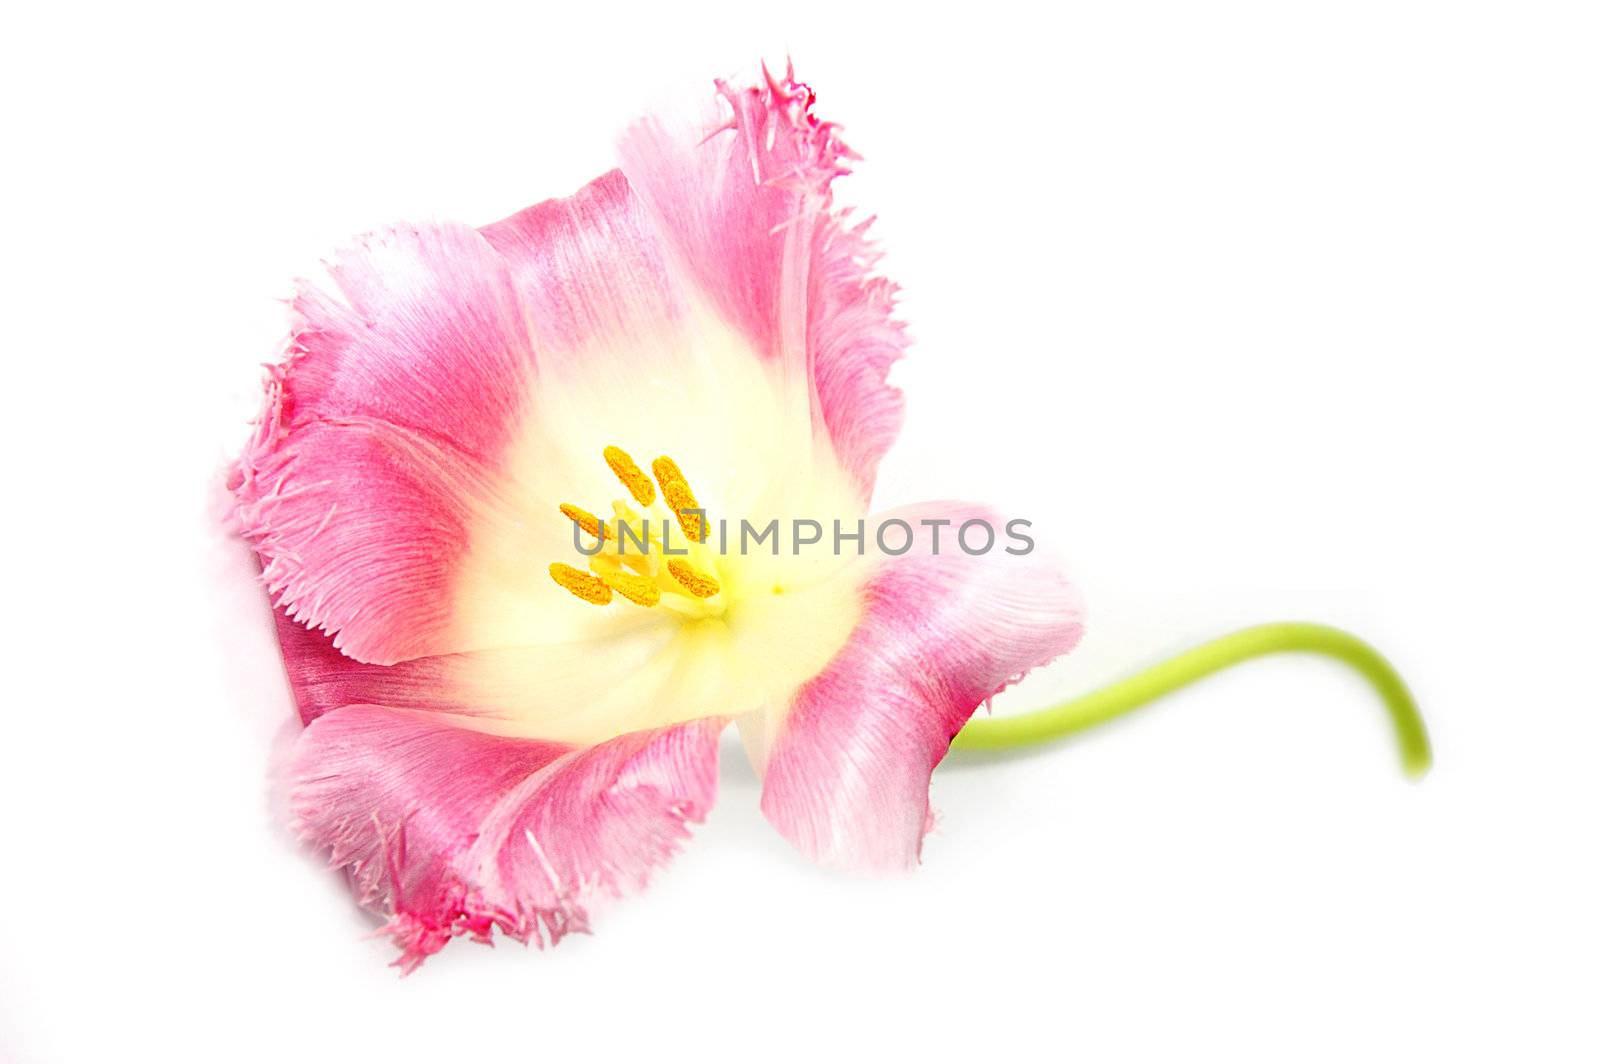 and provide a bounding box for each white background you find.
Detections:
[2,1,1596,1060]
